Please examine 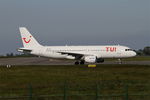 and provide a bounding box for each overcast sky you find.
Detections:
[0,0,149,55]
